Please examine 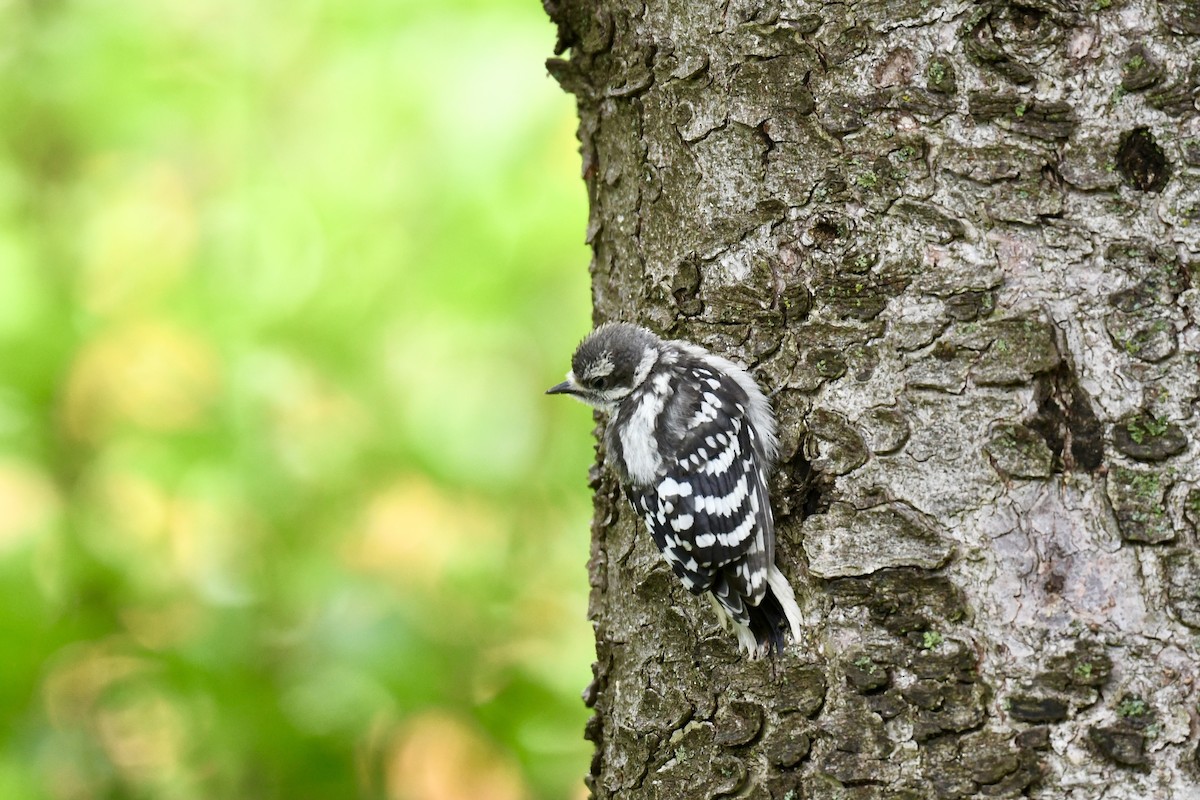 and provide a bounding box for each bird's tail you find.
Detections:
[744,565,804,657]
[710,565,804,658]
